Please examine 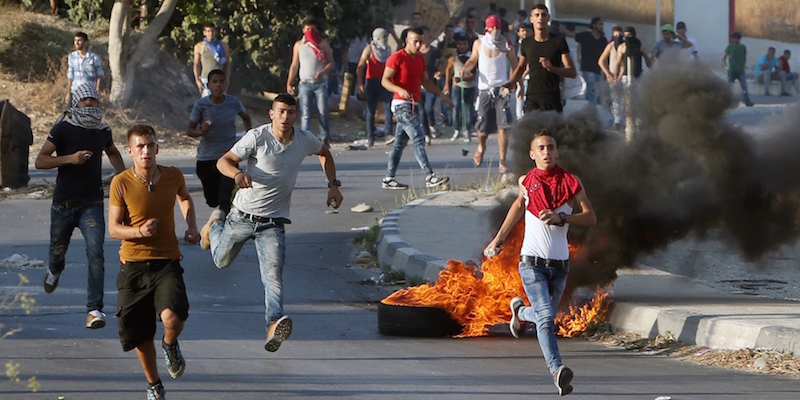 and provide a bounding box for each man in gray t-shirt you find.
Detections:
[187,69,251,214]
[200,93,343,353]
